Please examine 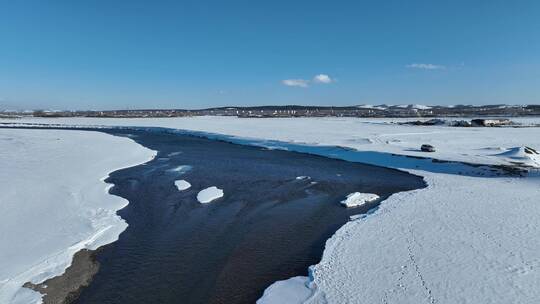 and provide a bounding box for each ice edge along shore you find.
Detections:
[0,129,156,304]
